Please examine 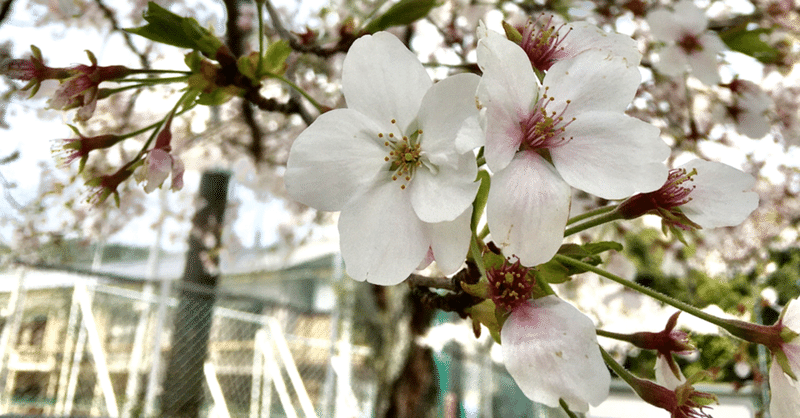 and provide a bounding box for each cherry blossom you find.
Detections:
[285,32,481,285]
[135,115,184,193]
[618,159,759,230]
[501,295,610,412]
[769,299,800,418]
[518,14,642,72]
[646,0,725,85]
[476,30,668,266]
[51,125,124,172]
[49,50,133,121]
[724,79,772,139]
